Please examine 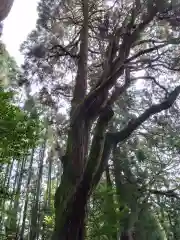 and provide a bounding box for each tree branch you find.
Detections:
[108,68,131,106]
[91,133,113,191]
[124,43,167,65]
[132,39,167,47]
[148,189,180,199]
[111,85,180,144]
[71,0,89,107]
[83,6,158,106]
[50,44,79,59]
[70,4,160,125]
[81,106,114,194]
